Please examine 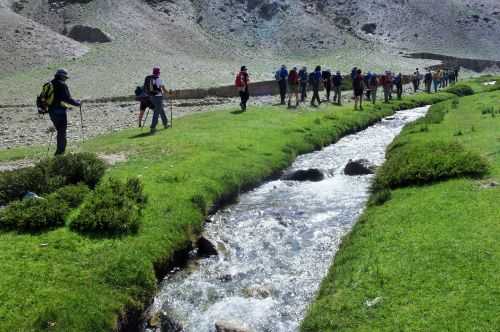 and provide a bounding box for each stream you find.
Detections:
[145,106,430,332]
